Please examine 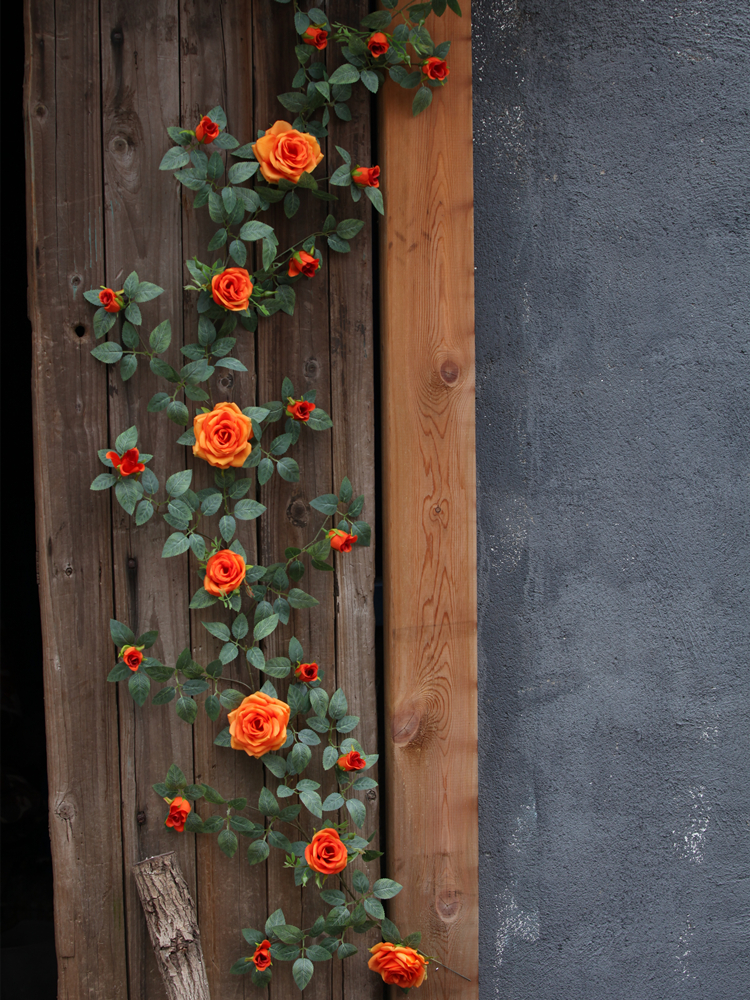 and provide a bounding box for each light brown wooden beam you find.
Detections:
[379,7,478,1000]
